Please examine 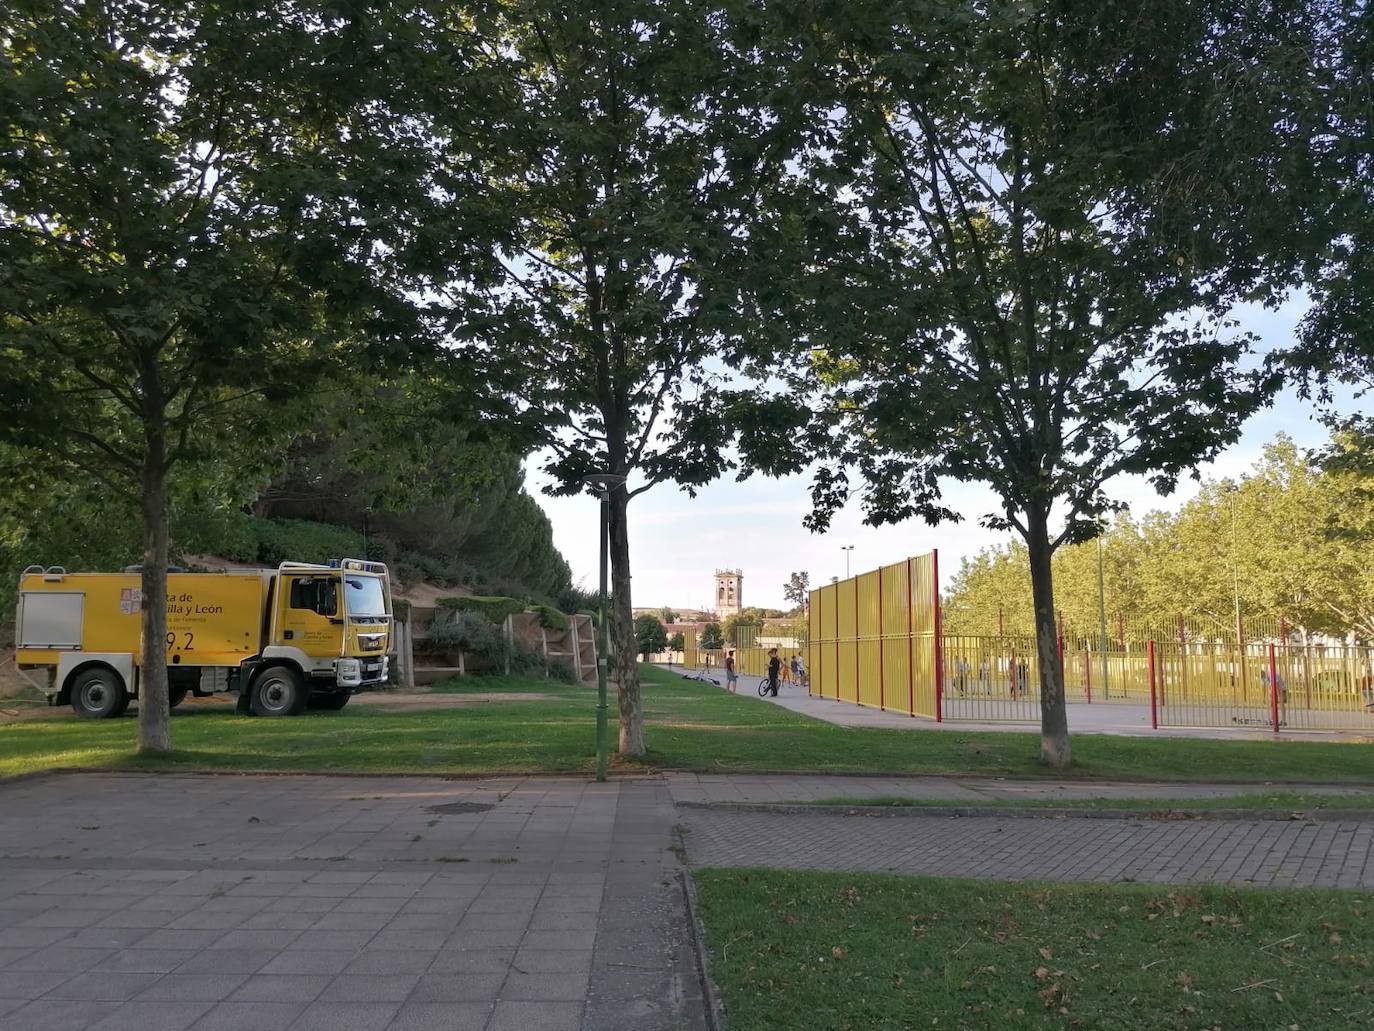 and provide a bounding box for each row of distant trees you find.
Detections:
[945,434,1374,644]
[3,1,1368,764]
